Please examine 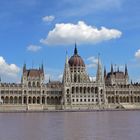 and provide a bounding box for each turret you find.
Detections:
[104,66,106,78]
[23,63,26,73]
[111,64,113,75]
[96,54,103,83]
[62,52,71,84]
[74,42,78,55]
[125,64,128,76]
